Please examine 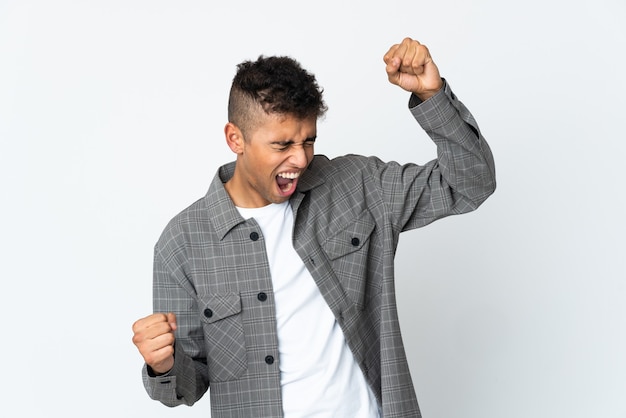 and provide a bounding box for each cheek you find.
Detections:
[305,147,315,161]
[256,156,280,180]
